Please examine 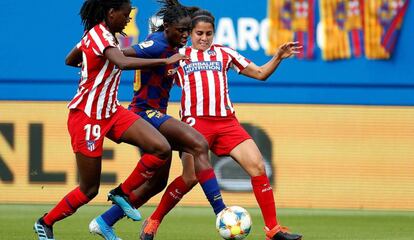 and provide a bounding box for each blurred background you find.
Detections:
[1,0,413,212]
